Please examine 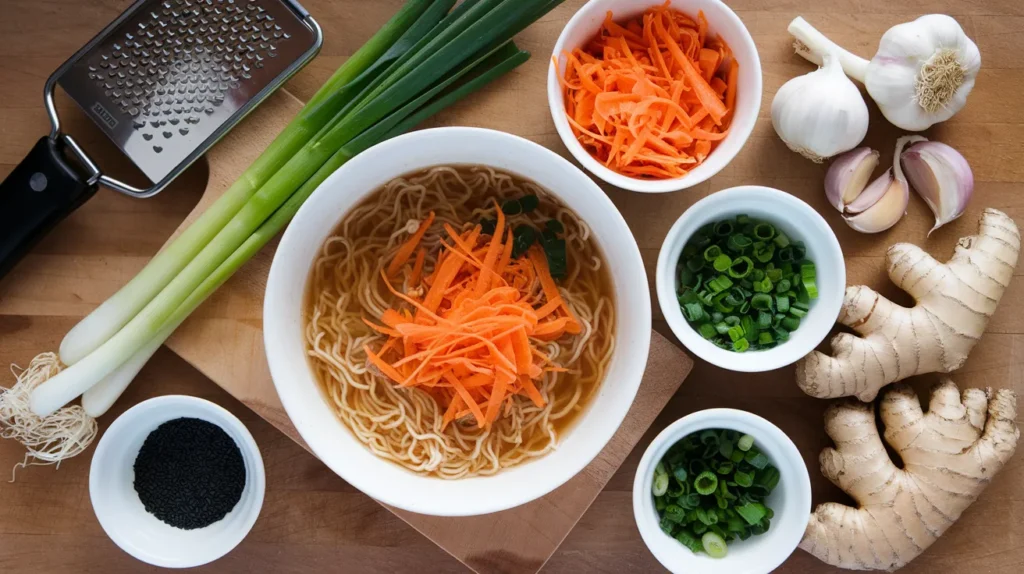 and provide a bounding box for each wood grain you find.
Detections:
[2,0,1024,573]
